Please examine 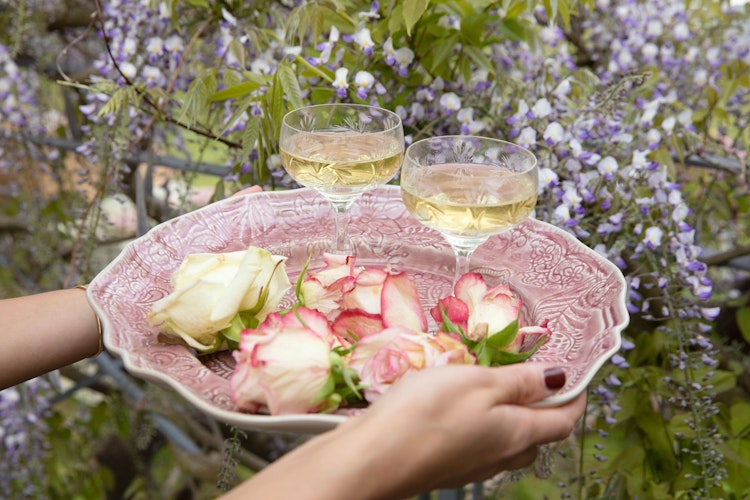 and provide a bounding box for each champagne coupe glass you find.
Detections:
[279,104,404,254]
[400,135,538,284]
